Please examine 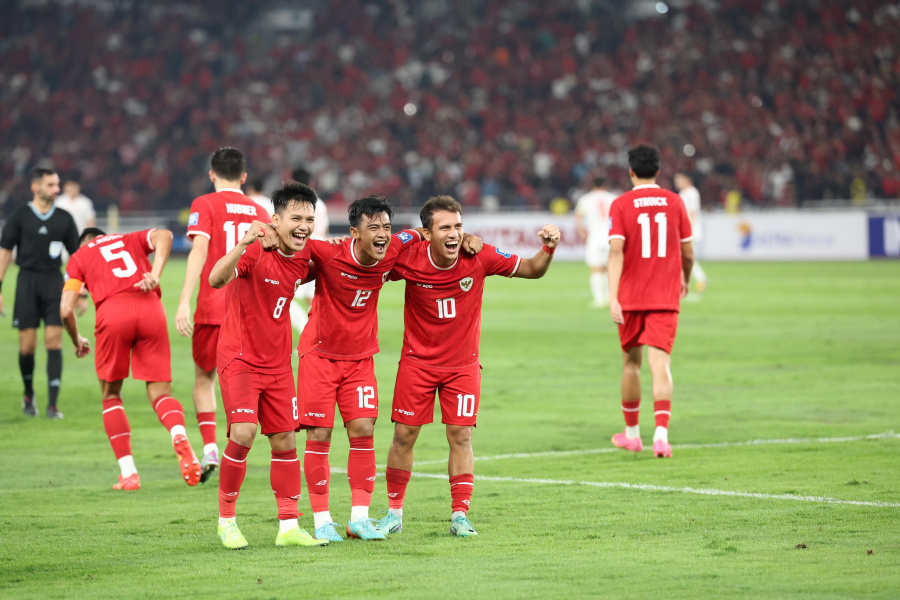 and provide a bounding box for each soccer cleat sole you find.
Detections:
[199,462,218,484]
[173,435,202,486]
